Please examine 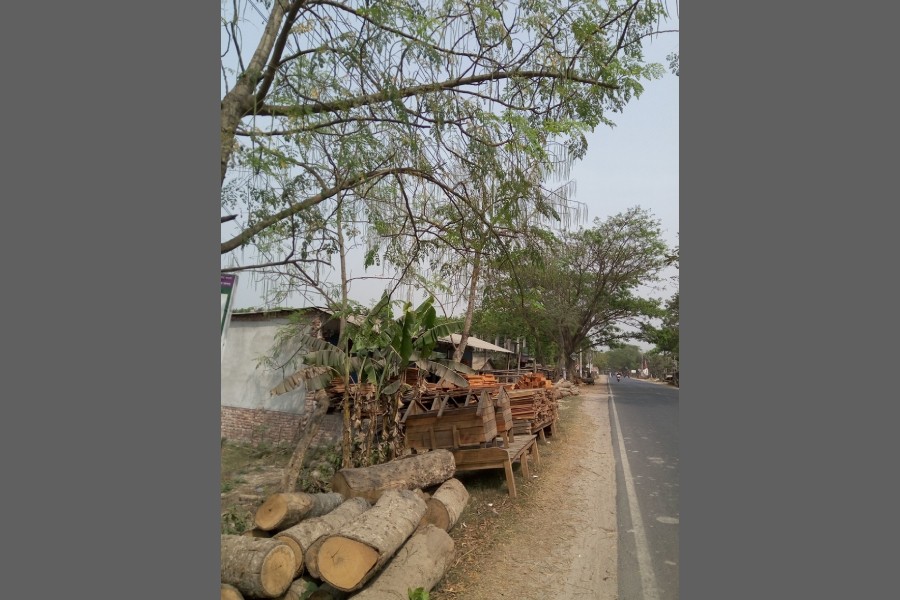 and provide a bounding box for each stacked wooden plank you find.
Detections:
[508,387,558,437]
[515,371,554,389]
